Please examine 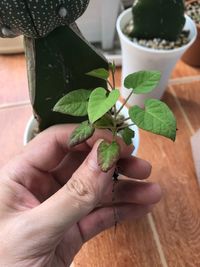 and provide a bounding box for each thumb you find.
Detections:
[30,140,115,232]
